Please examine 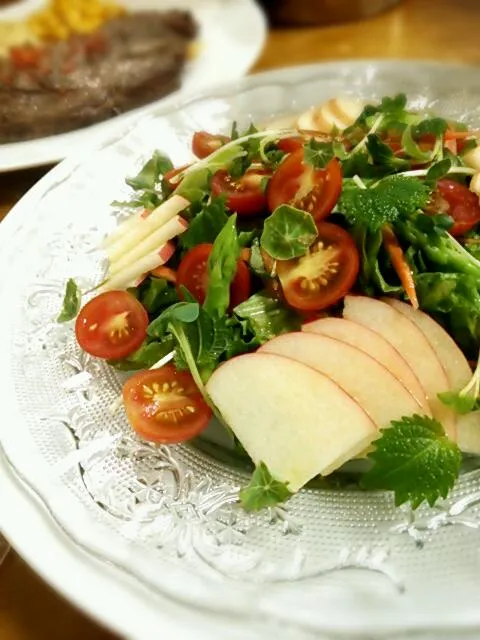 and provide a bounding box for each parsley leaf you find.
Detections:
[361,415,461,508]
[203,215,241,318]
[179,196,229,250]
[261,204,318,259]
[338,175,431,231]
[414,117,448,138]
[234,292,302,343]
[303,139,334,169]
[240,462,292,511]
[57,279,81,322]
